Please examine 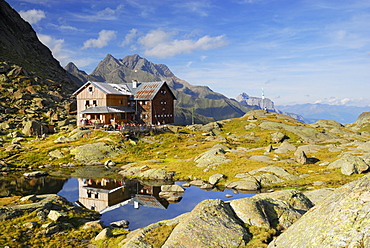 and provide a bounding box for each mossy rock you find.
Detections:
[70,142,123,163]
